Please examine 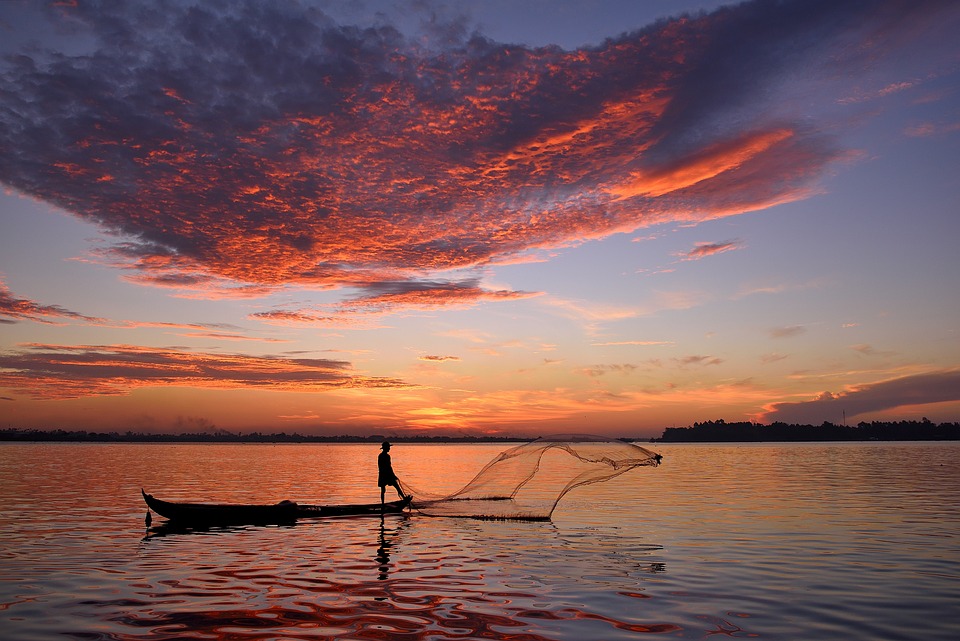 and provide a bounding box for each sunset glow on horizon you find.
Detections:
[2,0,959,437]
